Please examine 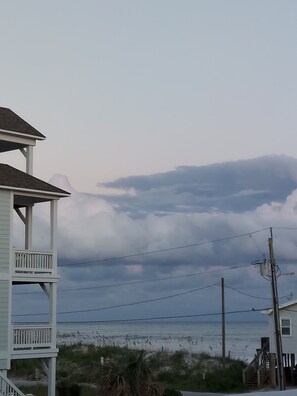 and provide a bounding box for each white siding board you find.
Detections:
[0,188,11,373]
[0,226,10,233]
[0,279,9,370]
[0,256,9,263]
[0,359,7,370]
[0,190,11,274]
